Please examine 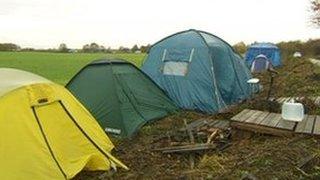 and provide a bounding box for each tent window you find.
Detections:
[162,48,194,76]
[163,61,188,76]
